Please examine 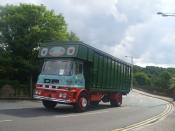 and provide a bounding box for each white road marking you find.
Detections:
[0,120,13,123]
[55,110,109,118]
